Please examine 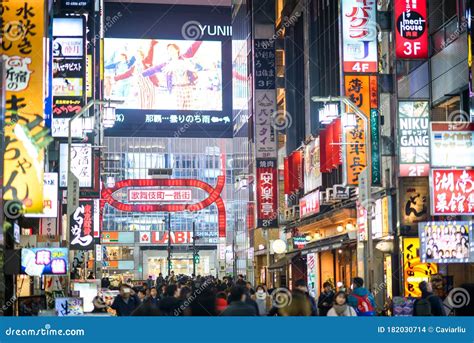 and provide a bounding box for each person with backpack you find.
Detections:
[347,277,376,316]
[413,281,446,316]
